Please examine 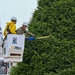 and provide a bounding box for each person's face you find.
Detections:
[22,25,27,30]
[12,20,17,24]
